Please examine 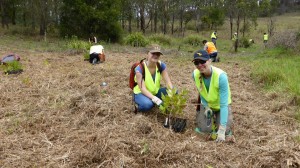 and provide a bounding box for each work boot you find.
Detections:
[131,104,138,113]
[92,58,97,65]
